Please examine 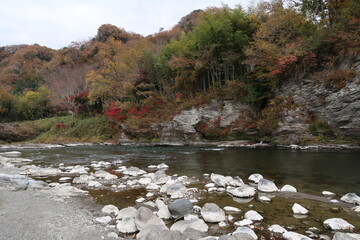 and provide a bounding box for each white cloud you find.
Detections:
[0,0,253,49]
